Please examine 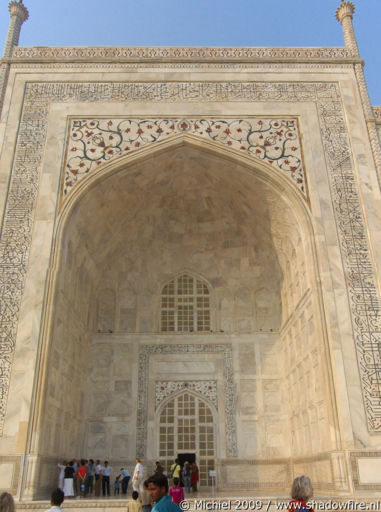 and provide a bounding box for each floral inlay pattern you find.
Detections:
[155,381,217,410]
[64,118,306,203]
